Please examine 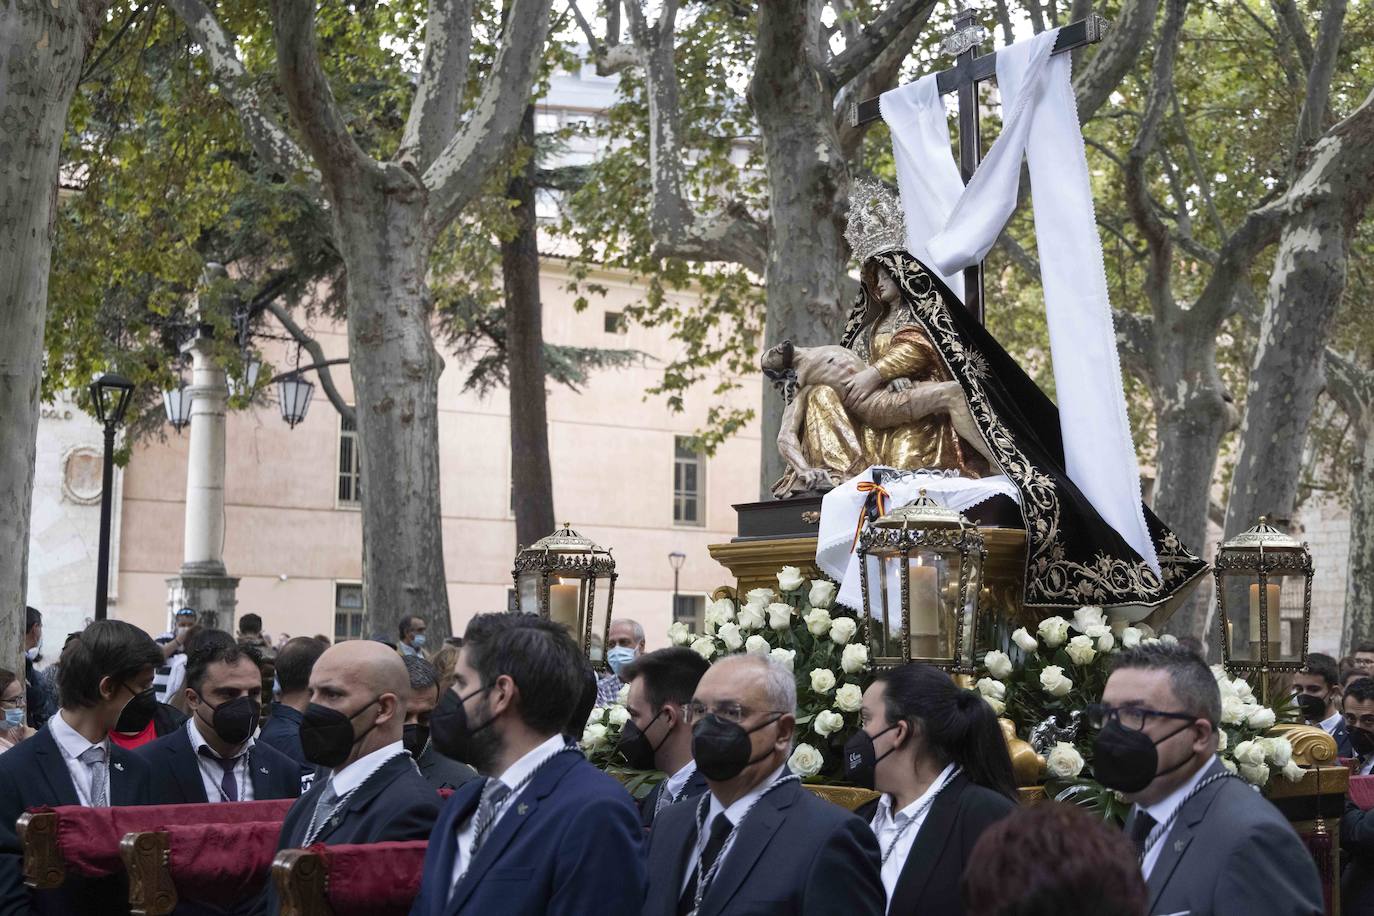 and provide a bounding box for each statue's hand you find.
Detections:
[843,366,884,402]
